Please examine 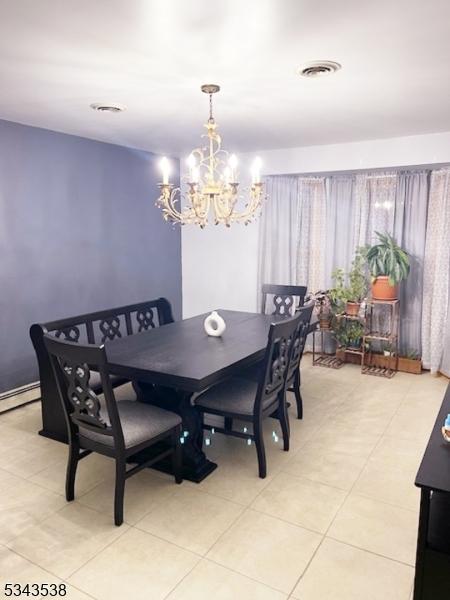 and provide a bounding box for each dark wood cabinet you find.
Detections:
[414,382,450,599]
